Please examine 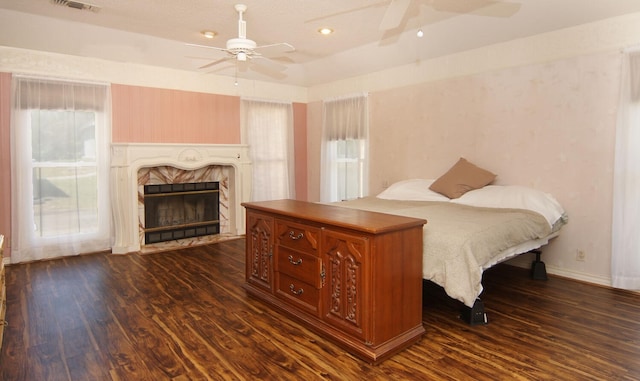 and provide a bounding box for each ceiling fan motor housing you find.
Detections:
[226,37,256,60]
